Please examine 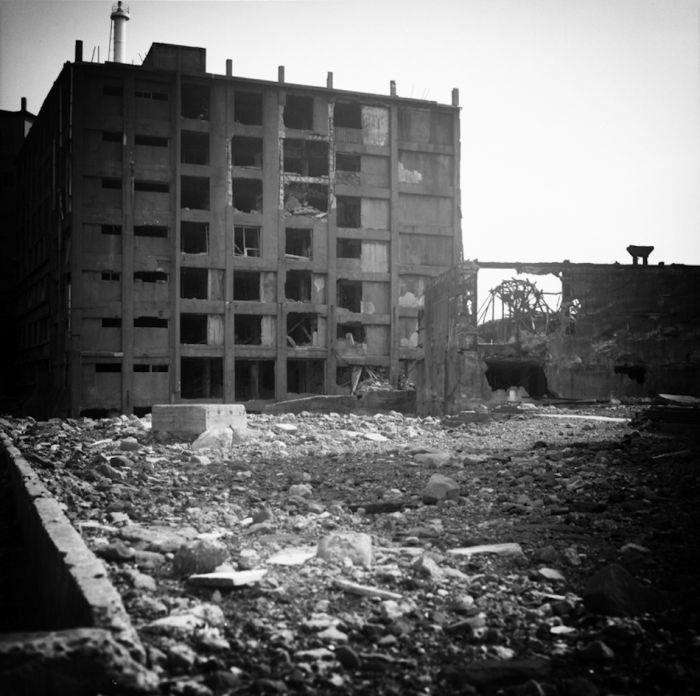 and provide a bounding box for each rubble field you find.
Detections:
[1,404,699,695]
